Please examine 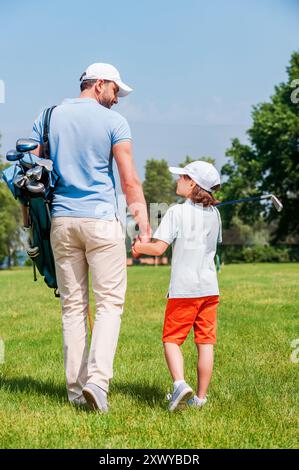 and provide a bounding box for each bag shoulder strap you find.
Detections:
[43,105,57,159]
